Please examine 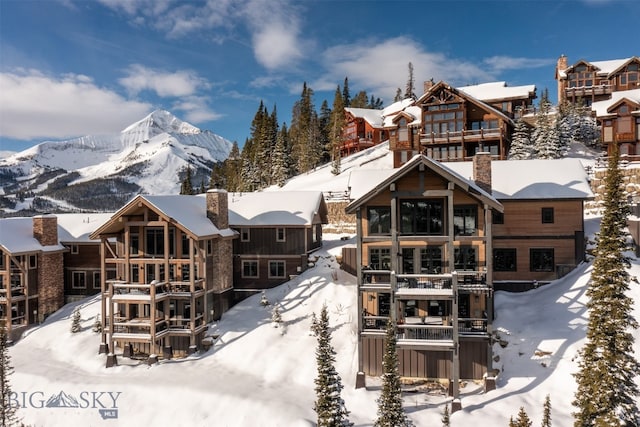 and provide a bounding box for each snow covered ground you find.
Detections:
[8,216,640,426]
